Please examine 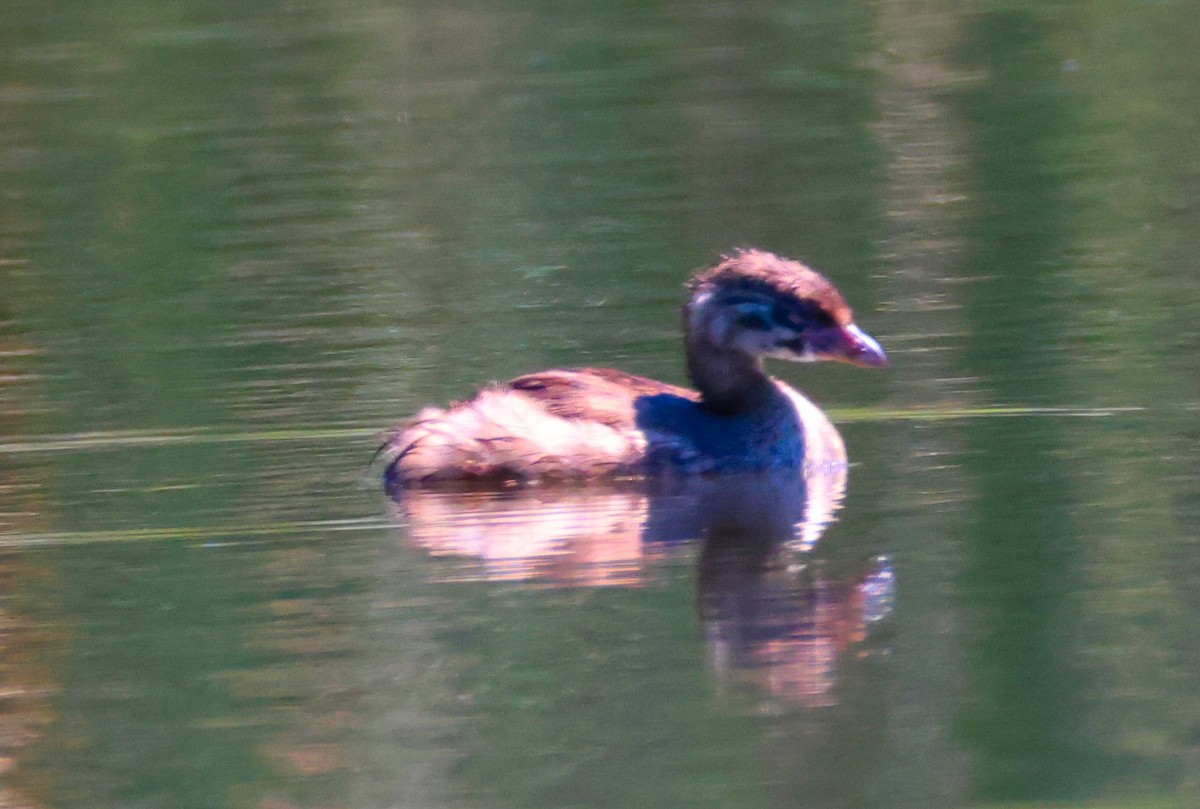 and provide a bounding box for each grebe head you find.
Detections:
[685,248,888,369]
